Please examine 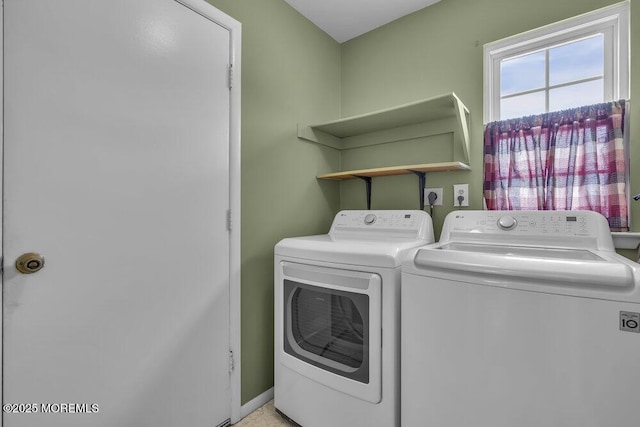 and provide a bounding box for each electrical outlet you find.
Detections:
[453,184,469,207]
[424,188,443,206]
